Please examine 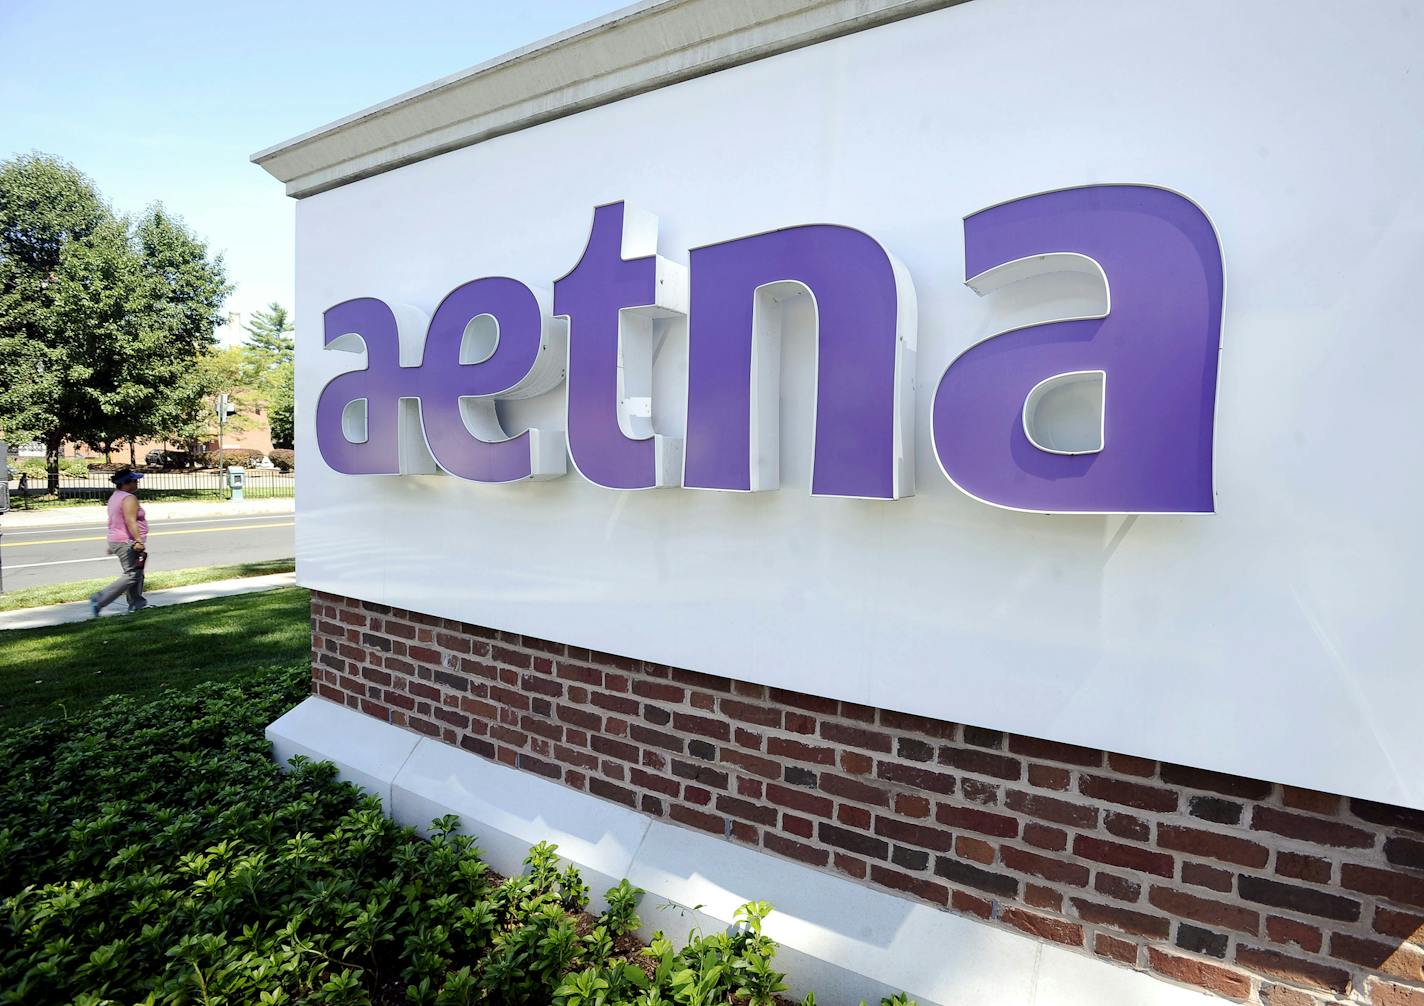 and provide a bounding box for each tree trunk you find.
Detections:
[45,435,61,494]
[129,442,136,466]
